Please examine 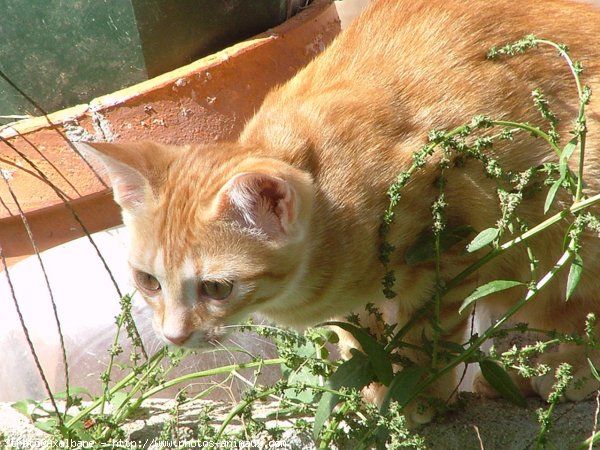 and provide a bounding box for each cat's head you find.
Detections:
[78,141,314,347]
